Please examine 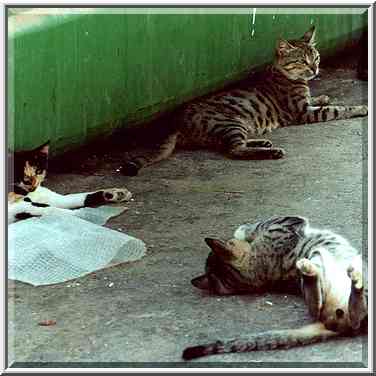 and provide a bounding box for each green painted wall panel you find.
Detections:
[8,8,367,153]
